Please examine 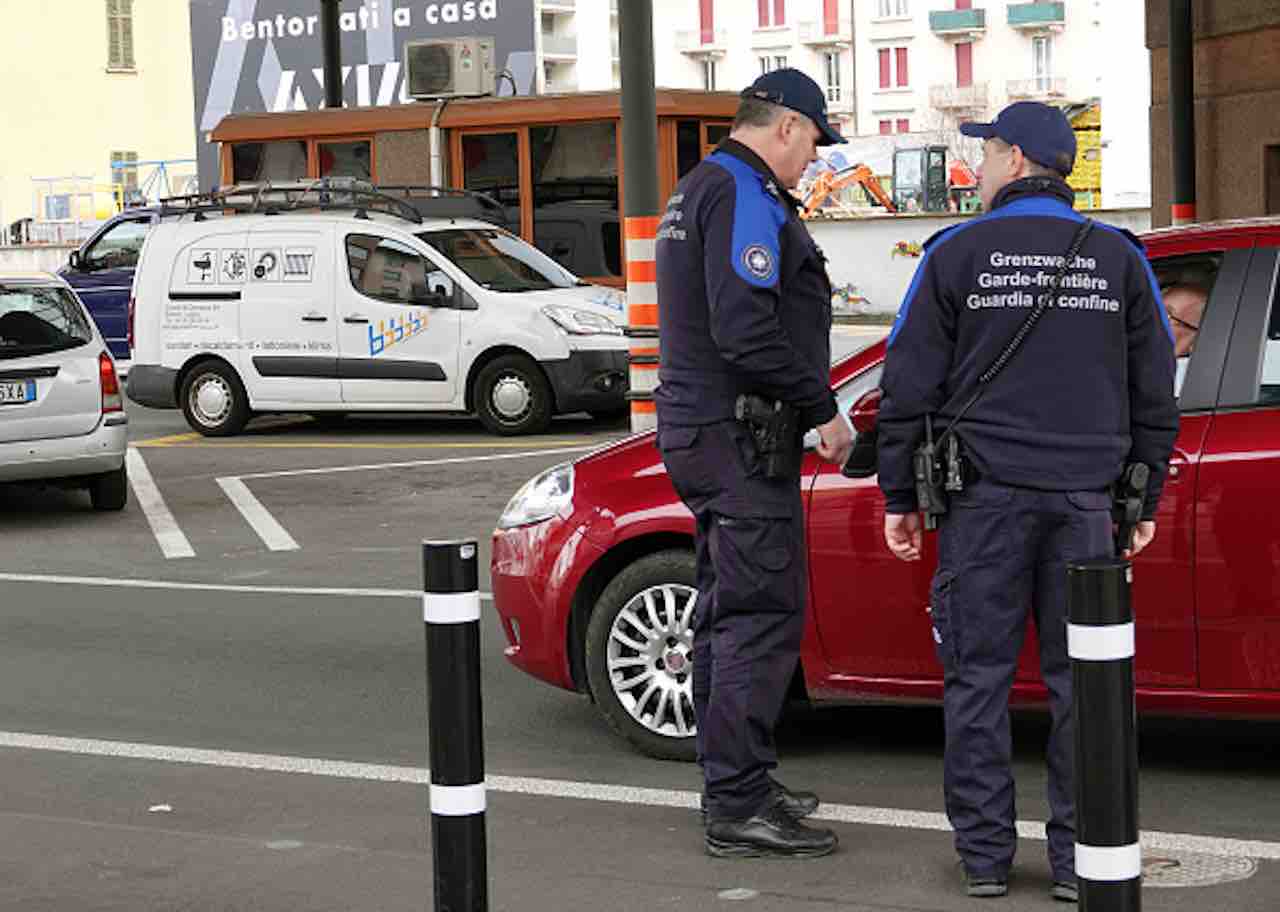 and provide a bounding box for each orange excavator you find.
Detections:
[800,163,897,219]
